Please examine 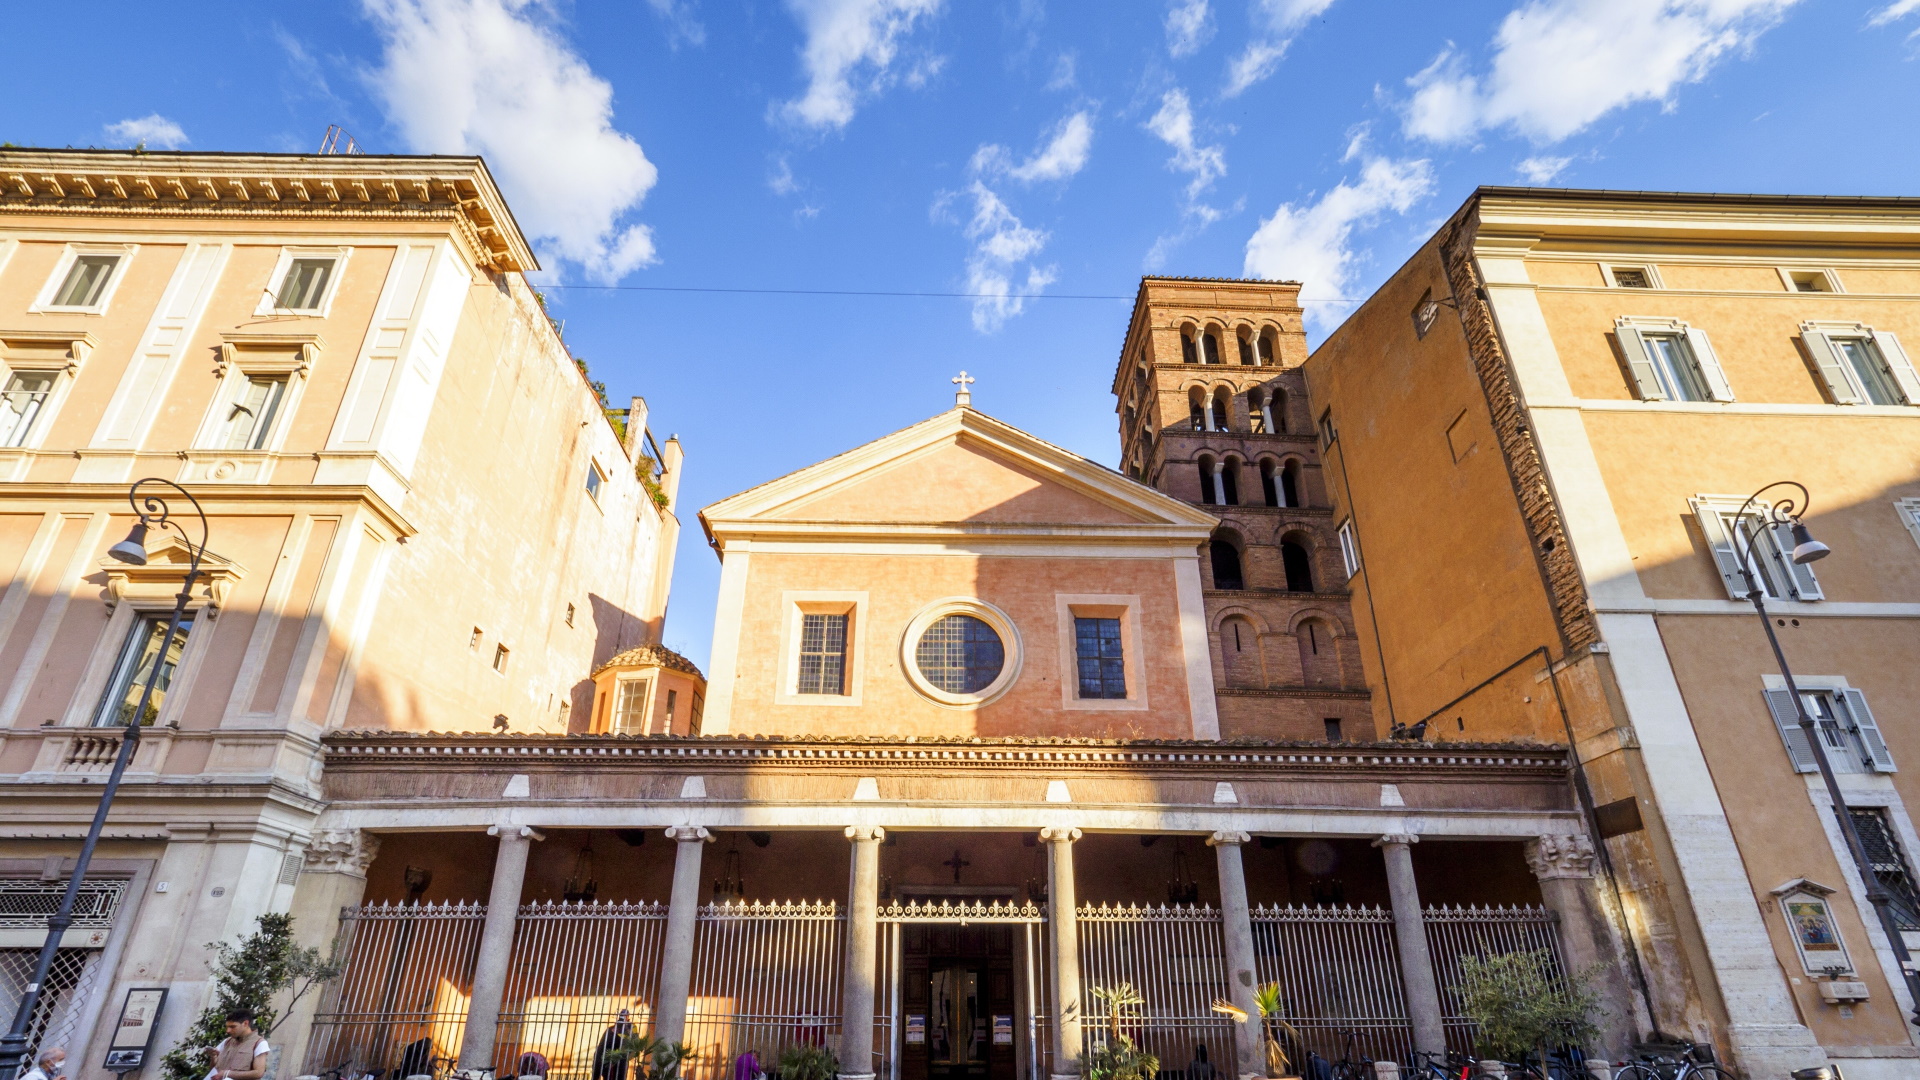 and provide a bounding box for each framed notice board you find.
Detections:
[104,988,167,1072]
